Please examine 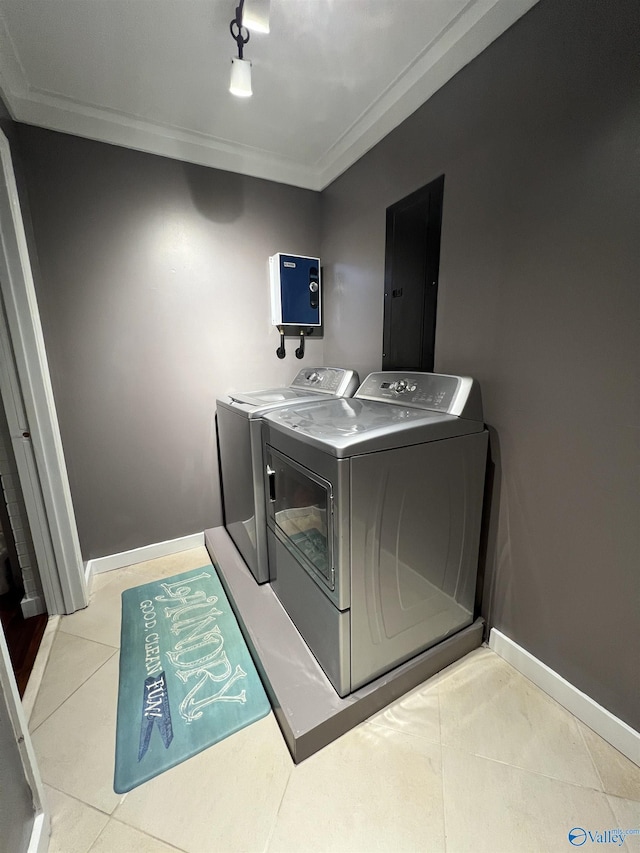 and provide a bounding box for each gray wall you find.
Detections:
[321,0,640,729]
[15,128,322,560]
